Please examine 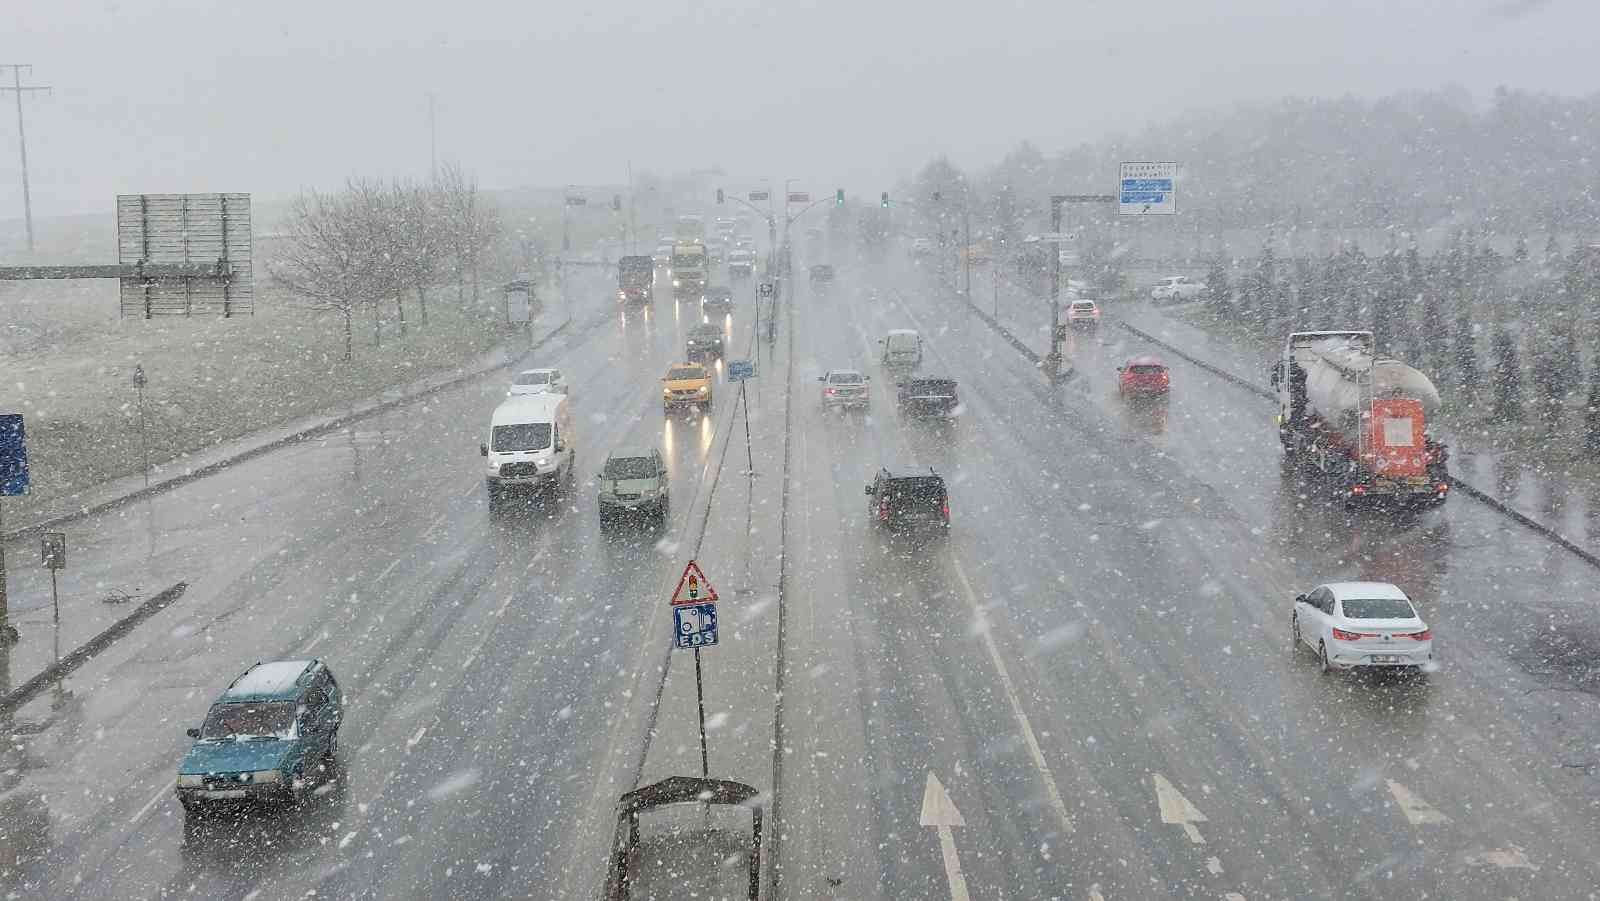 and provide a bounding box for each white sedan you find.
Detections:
[508,368,569,397]
[819,369,870,410]
[1292,581,1434,673]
